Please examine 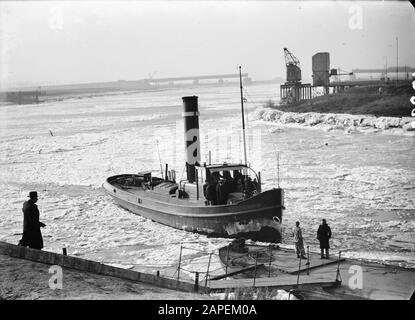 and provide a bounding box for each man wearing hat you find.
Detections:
[317,219,332,259]
[19,191,46,249]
